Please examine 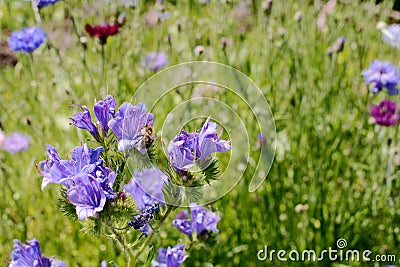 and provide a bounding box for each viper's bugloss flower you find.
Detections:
[168,118,231,171]
[94,95,116,135]
[9,27,46,53]
[37,144,116,219]
[128,202,159,232]
[153,244,188,267]
[124,167,167,211]
[1,132,30,154]
[370,99,400,126]
[381,24,400,49]
[31,0,61,8]
[141,52,168,71]
[70,106,101,142]
[362,60,400,94]
[85,22,120,44]
[167,130,197,171]
[9,238,66,267]
[108,102,154,153]
[67,172,107,220]
[173,203,220,236]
